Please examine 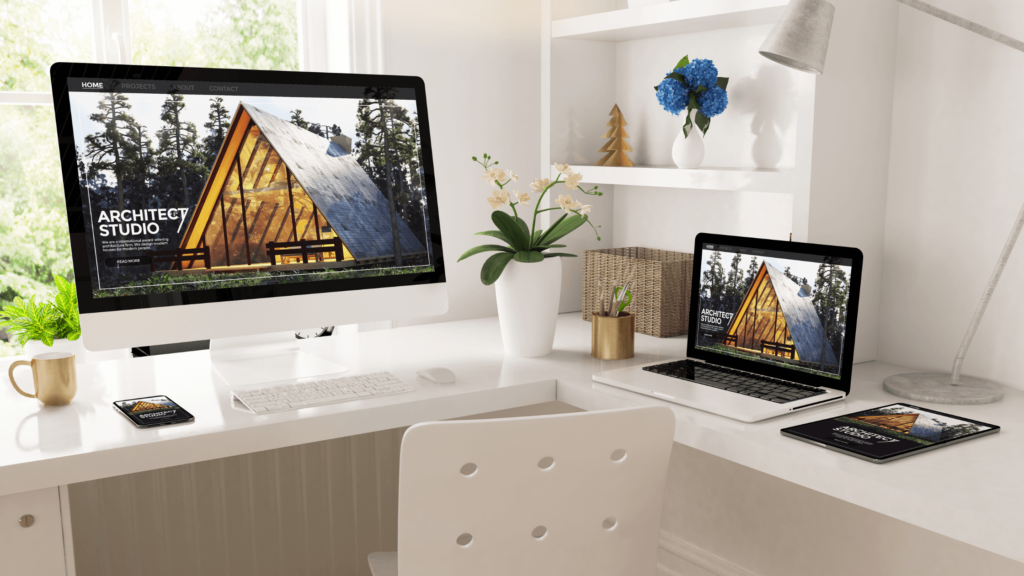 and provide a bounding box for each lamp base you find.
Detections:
[882,373,1004,405]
